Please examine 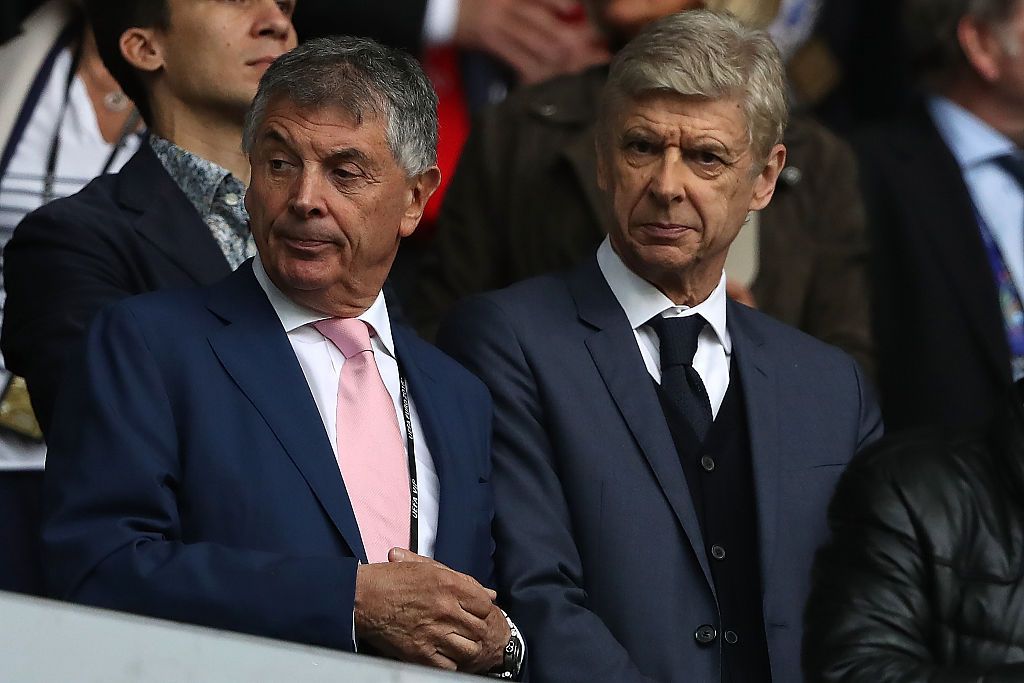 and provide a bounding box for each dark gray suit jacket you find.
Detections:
[438,256,882,682]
